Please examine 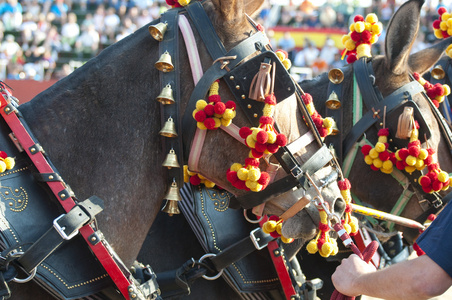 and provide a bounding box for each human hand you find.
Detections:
[331,254,377,297]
